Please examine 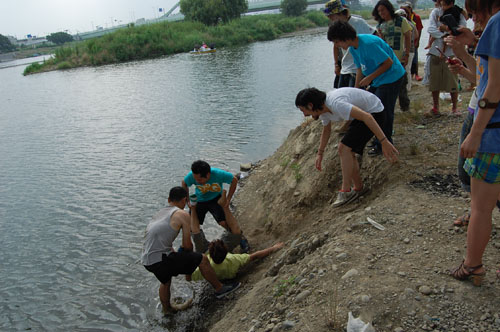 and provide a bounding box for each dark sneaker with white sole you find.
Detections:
[354,184,370,197]
[215,282,241,299]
